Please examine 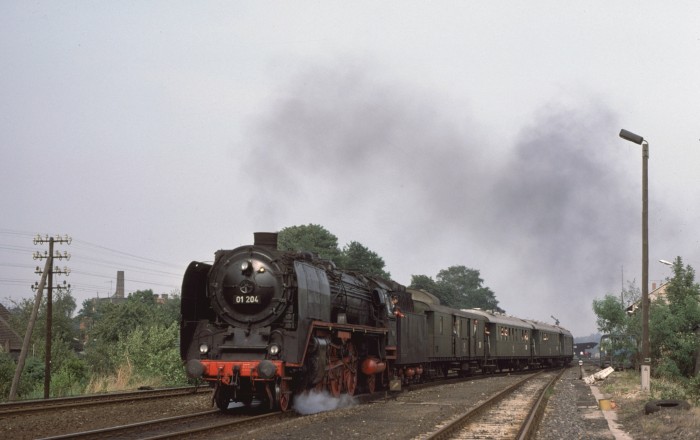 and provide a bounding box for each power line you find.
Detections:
[71,238,182,269]
[0,230,185,300]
